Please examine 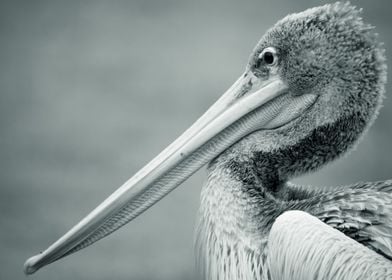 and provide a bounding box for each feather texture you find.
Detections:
[267,210,392,280]
[197,178,392,279]
[309,181,392,260]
